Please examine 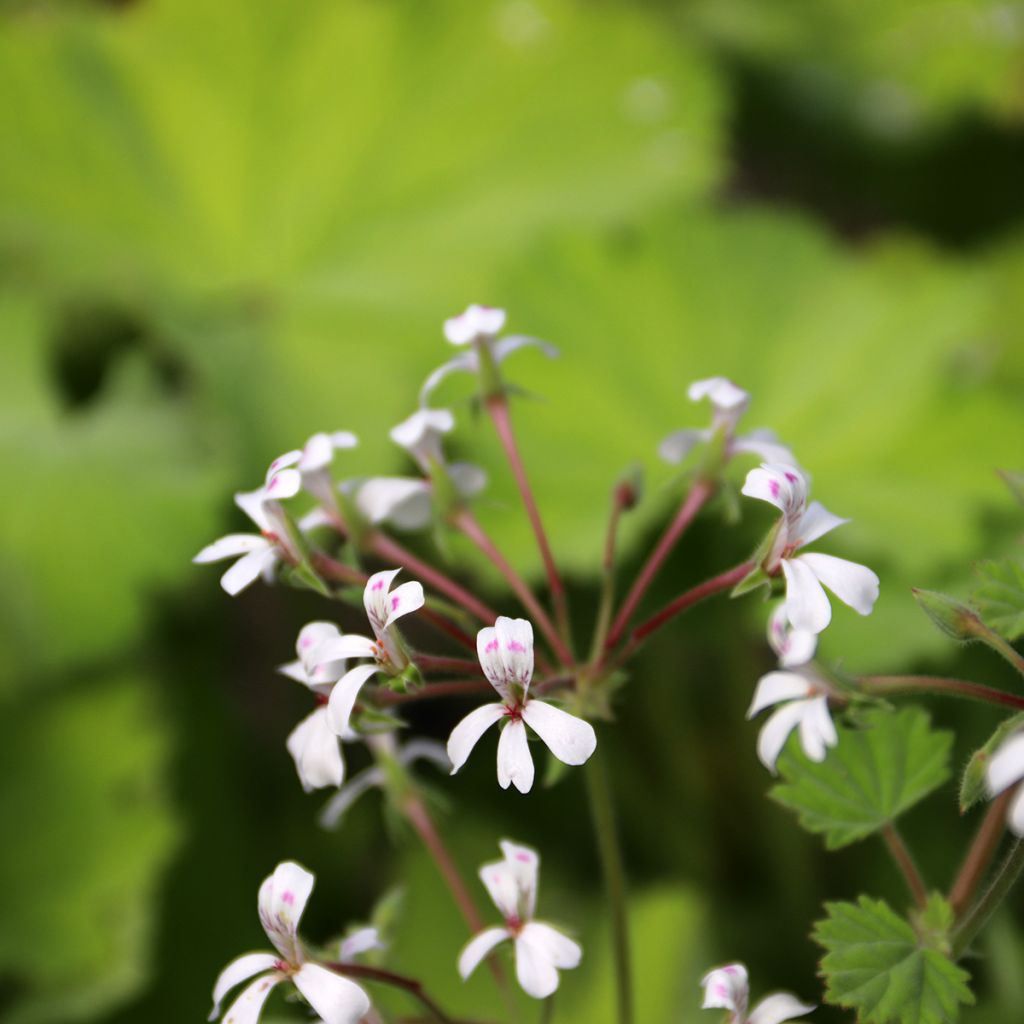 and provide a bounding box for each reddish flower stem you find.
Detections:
[881,824,928,908]
[486,394,571,646]
[857,675,1024,712]
[605,479,714,651]
[311,552,368,587]
[453,508,574,666]
[376,680,494,704]
[415,654,484,677]
[369,531,499,626]
[323,962,461,1024]
[949,790,1014,916]
[417,607,478,652]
